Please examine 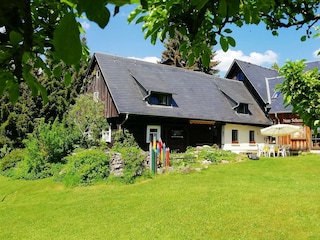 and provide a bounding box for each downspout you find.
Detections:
[275,112,280,124]
[119,113,129,130]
